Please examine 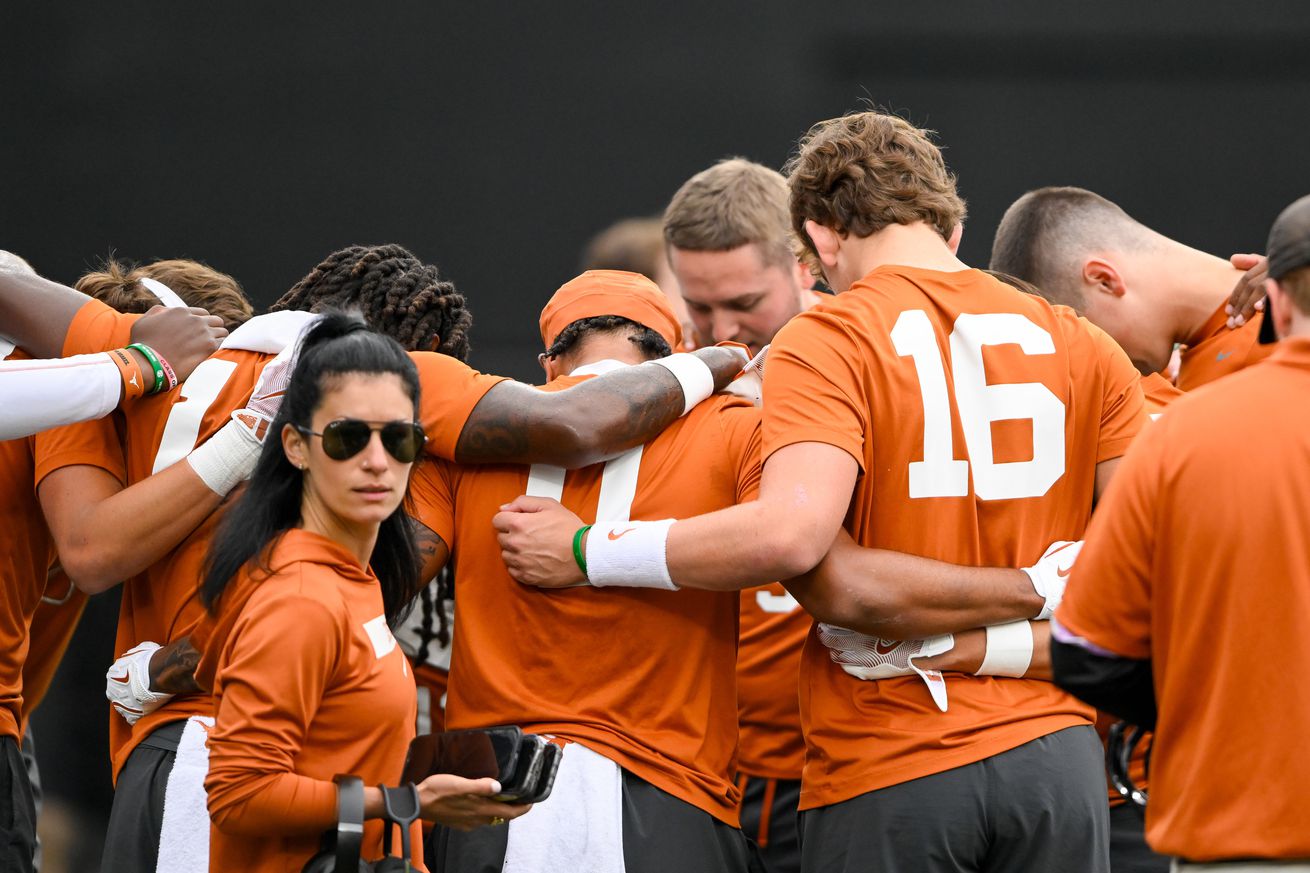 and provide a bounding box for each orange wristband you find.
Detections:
[108,347,147,401]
